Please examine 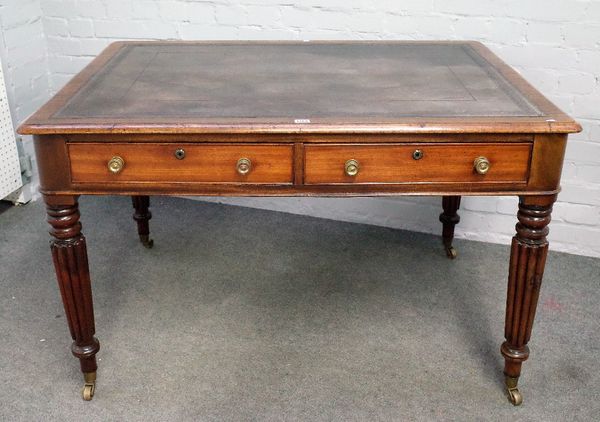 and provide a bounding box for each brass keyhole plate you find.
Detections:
[412,149,423,160]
